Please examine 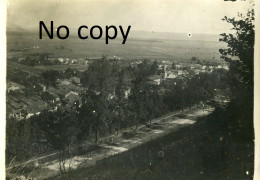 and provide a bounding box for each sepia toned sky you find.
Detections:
[7,0,254,34]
